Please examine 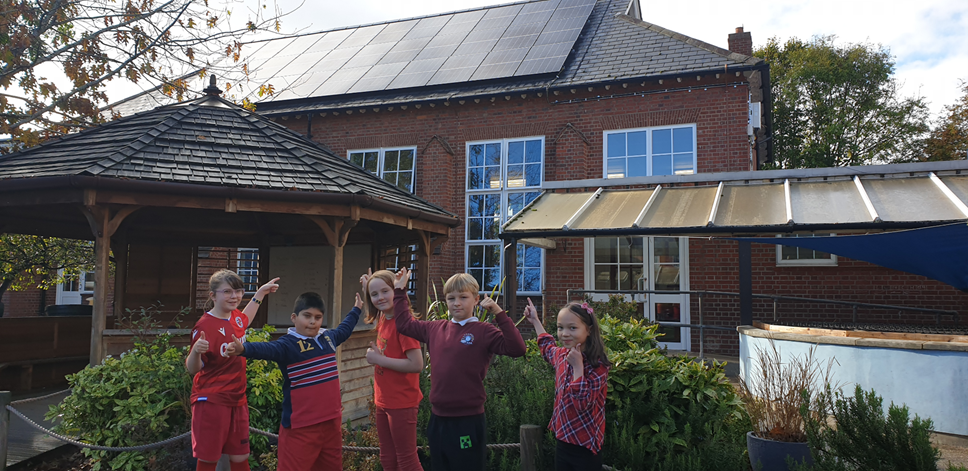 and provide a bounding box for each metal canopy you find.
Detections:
[501,161,968,239]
